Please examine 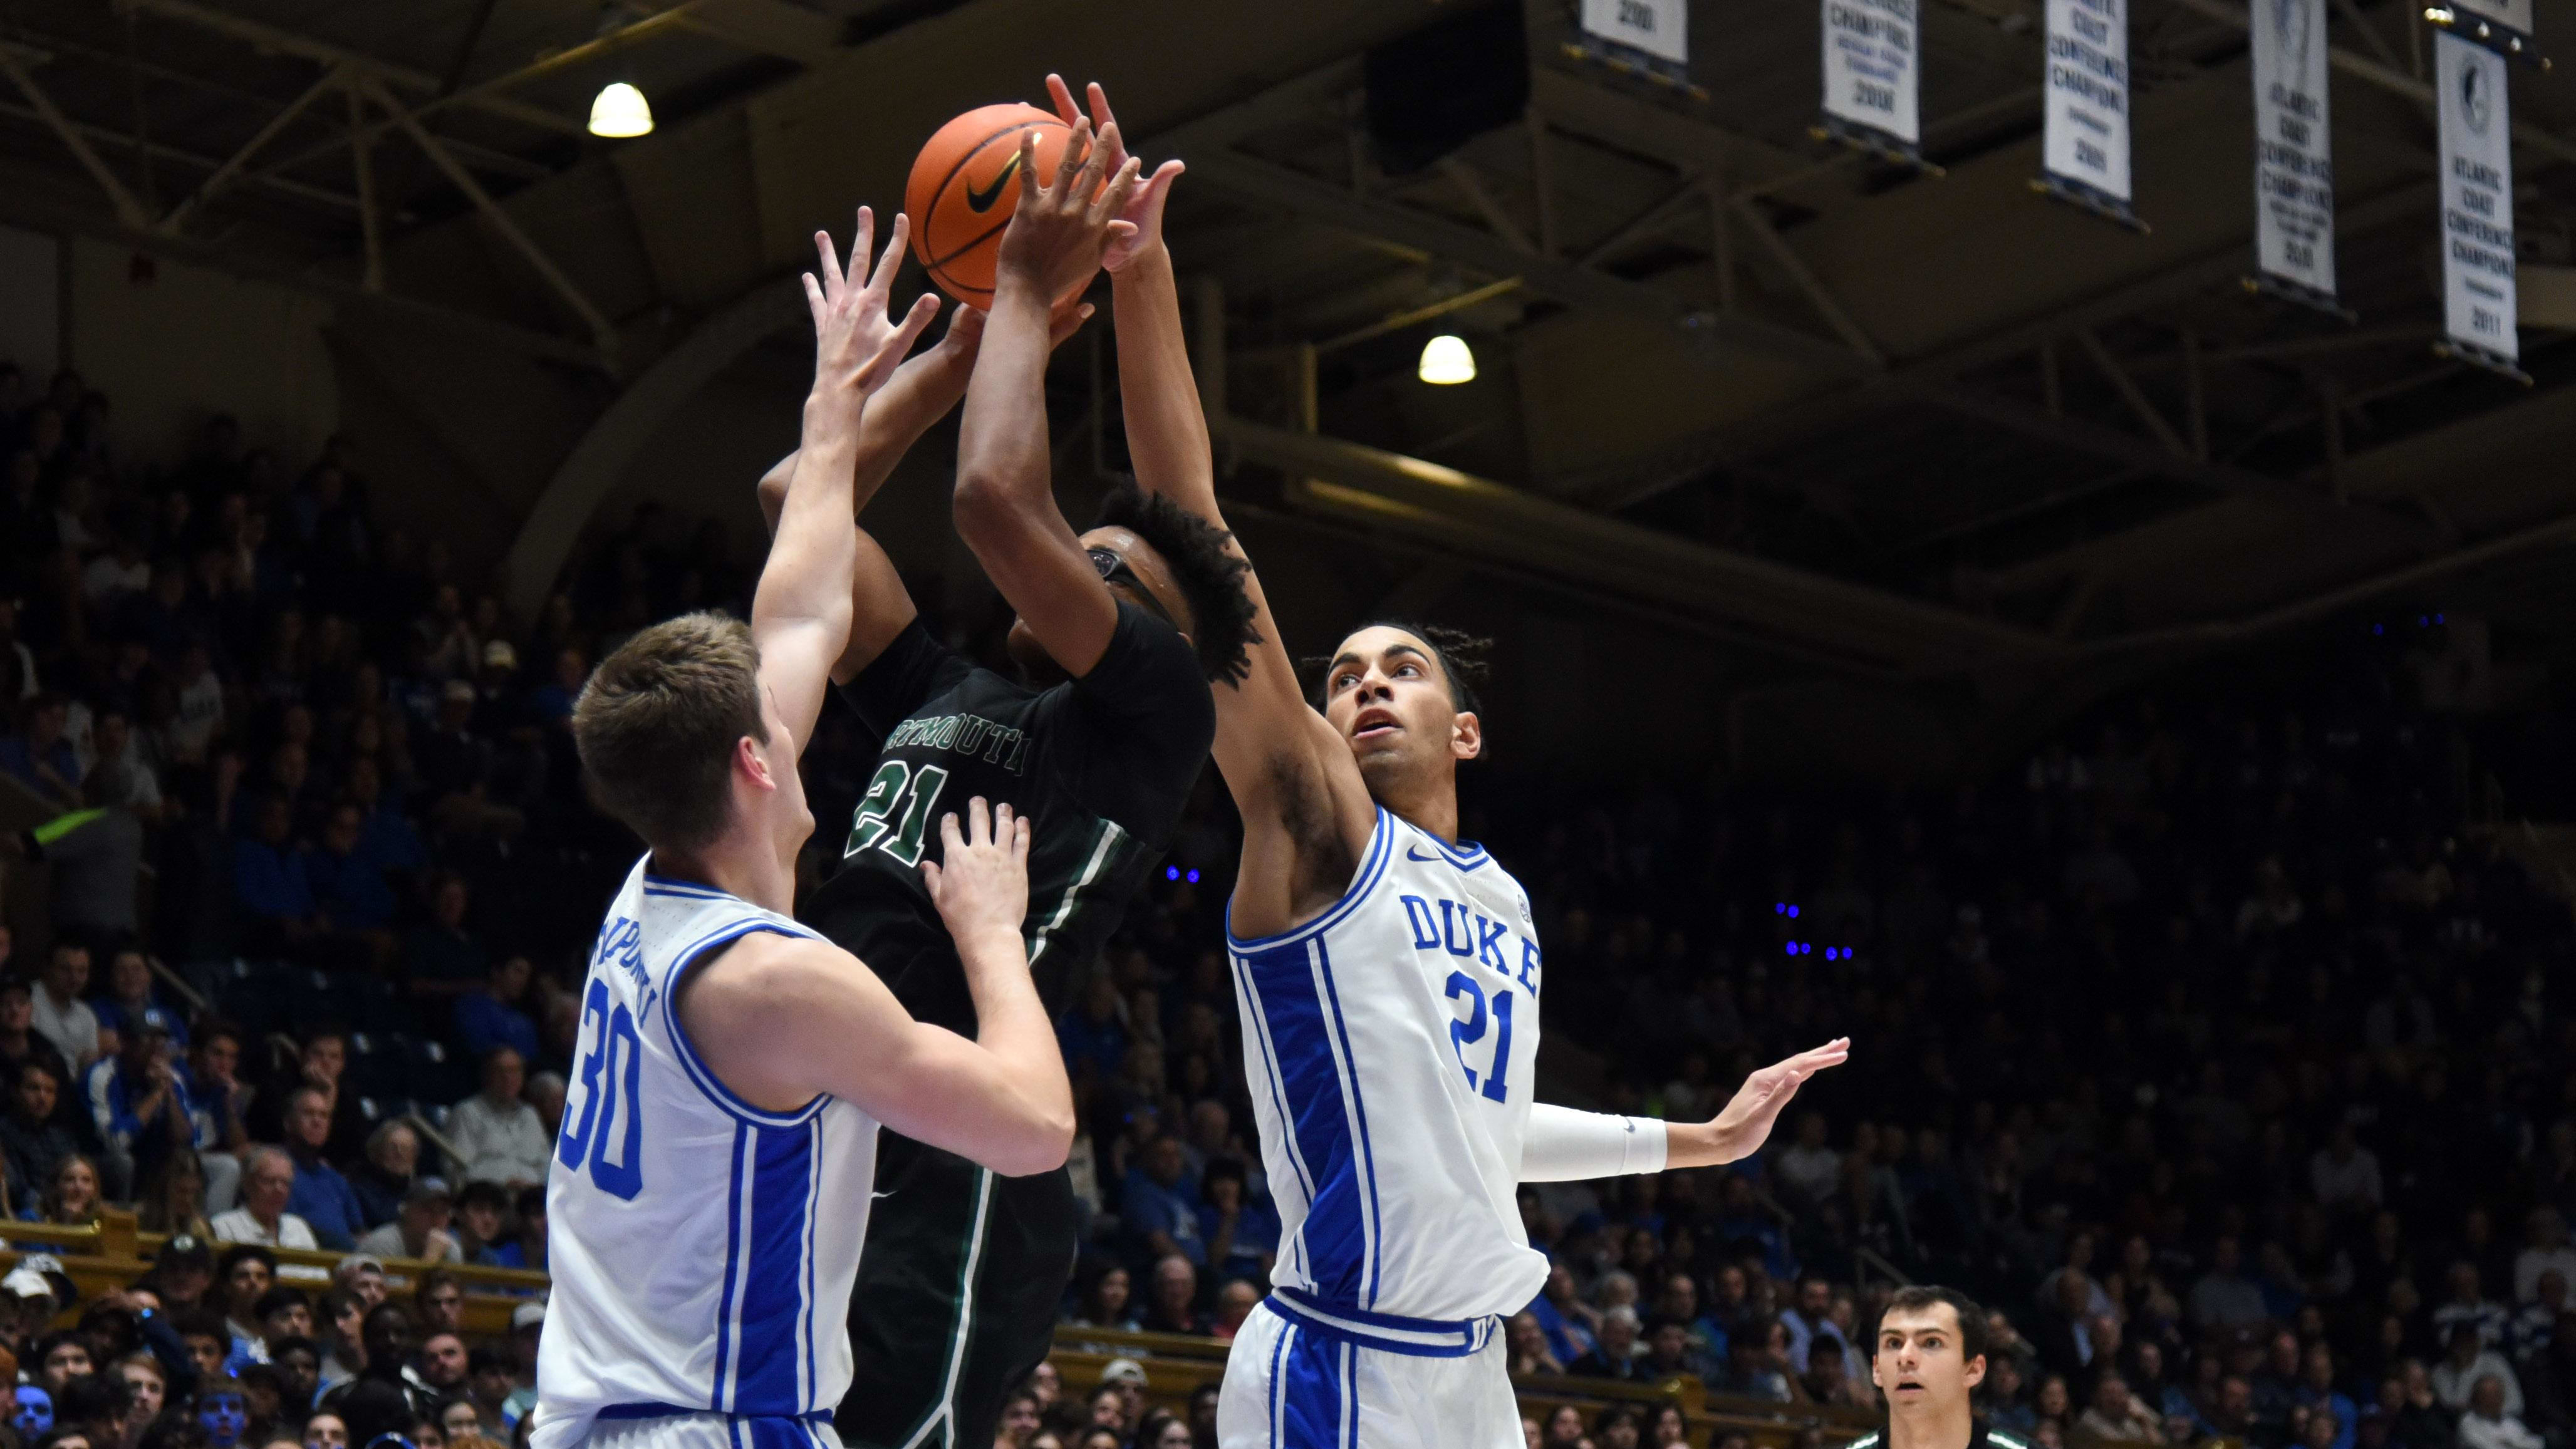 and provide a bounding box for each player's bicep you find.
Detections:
[833,529,918,683]
[950,487,1118,677]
